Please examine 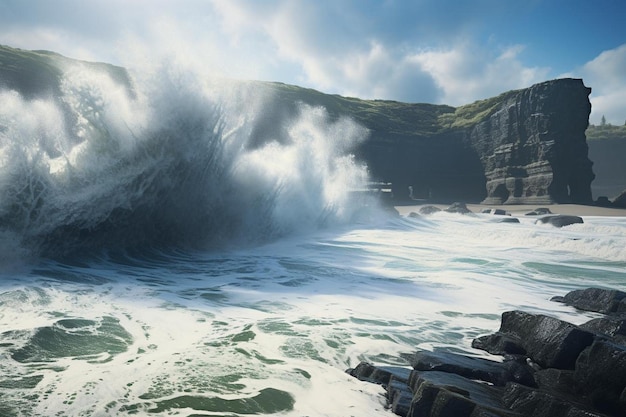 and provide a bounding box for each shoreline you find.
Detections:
[394,202,626,218]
